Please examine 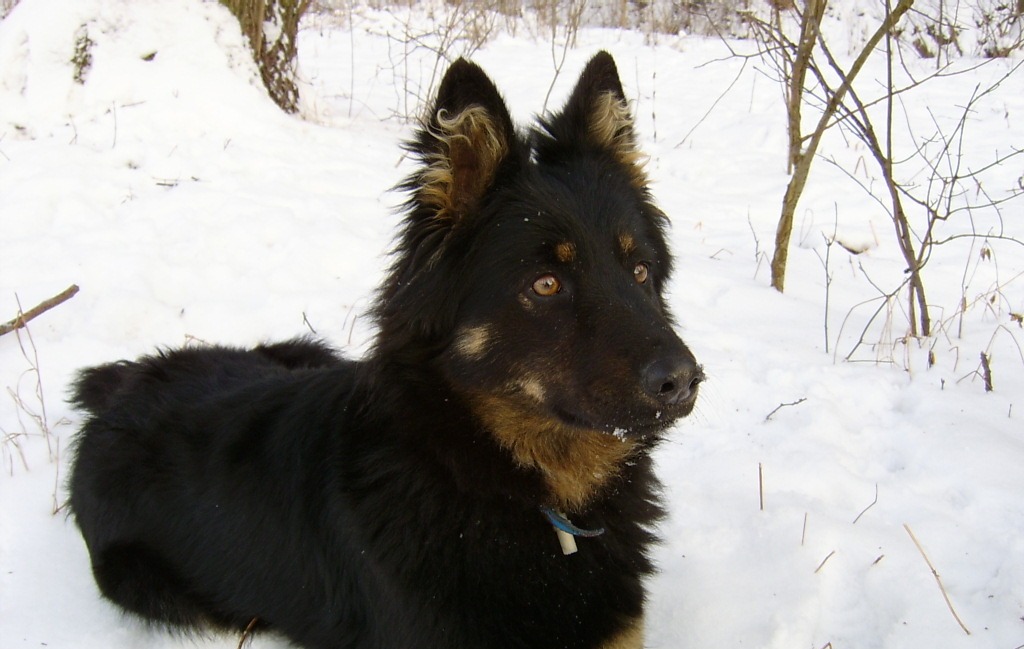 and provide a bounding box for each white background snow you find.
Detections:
[1,1,1023,647]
